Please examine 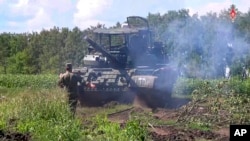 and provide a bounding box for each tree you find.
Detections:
[0,33,12,73]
